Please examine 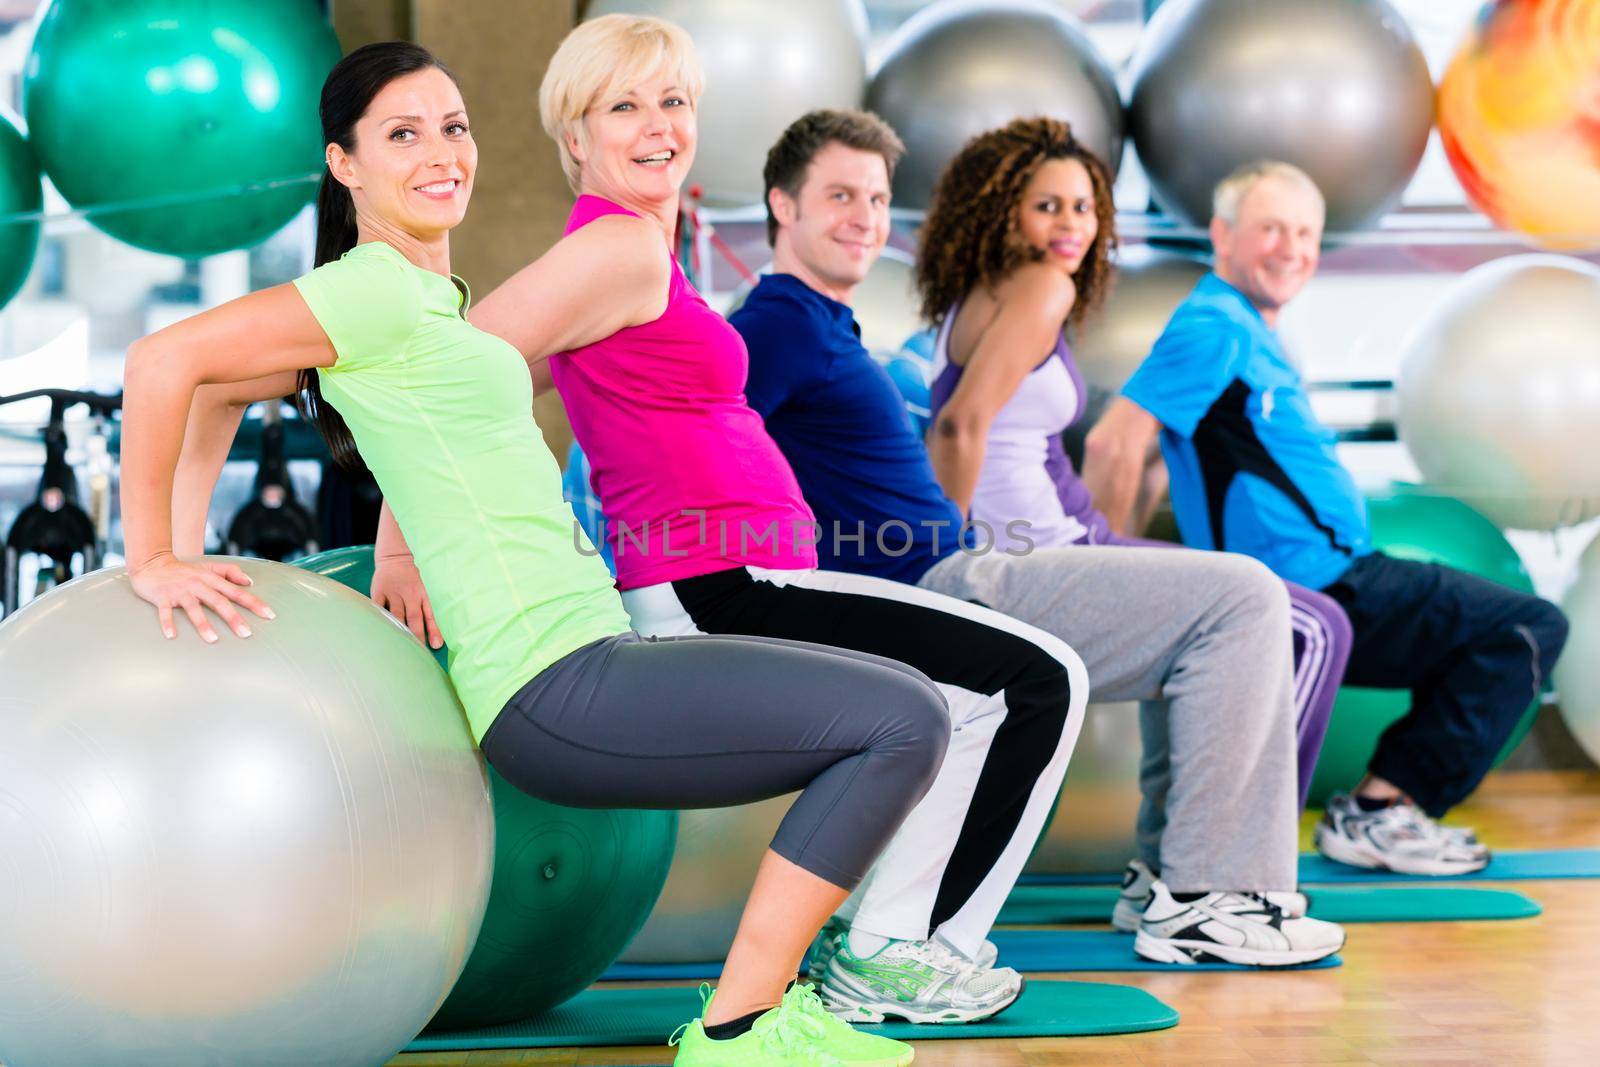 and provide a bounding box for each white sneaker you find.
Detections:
[1315,793,1490,876]
[822,935,1022,1024]
[1134,882,1345,968]
[1113,859,1310,932]
[808,915,997,978]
